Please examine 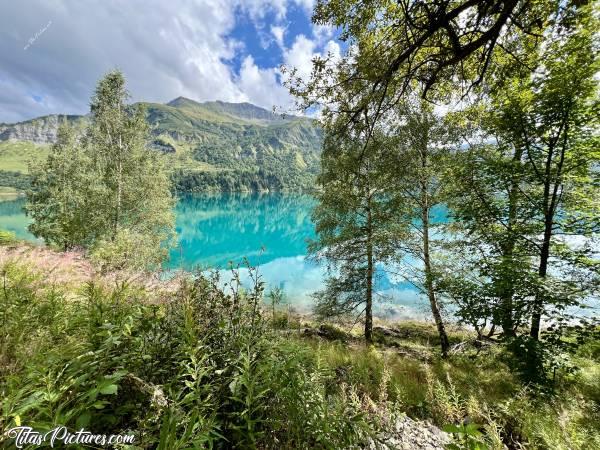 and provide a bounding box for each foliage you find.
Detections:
[171,167,310,193]
[26,70,175,269]
[0,141,49,173]
[286,0,564,144]
[0,260,376,449]
[439,3,599,380]
[1,252,599,448]
[90,228,170,273]
[444,423,489,450]
[1,98,323,194]
[0,170,32,192]
[309,126,408,342]
[0,229,16,245]
[27,123,93,249]
[386,99,458,356]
